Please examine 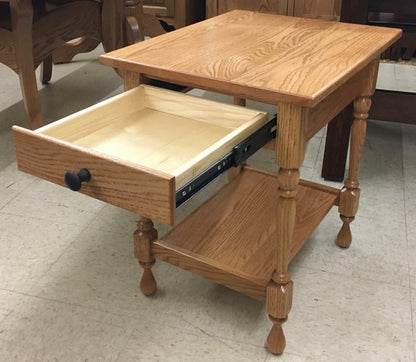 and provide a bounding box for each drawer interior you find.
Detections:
[39,85,268,189]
